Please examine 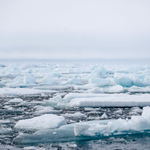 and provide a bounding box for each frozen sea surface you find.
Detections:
[0,59,150,149]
